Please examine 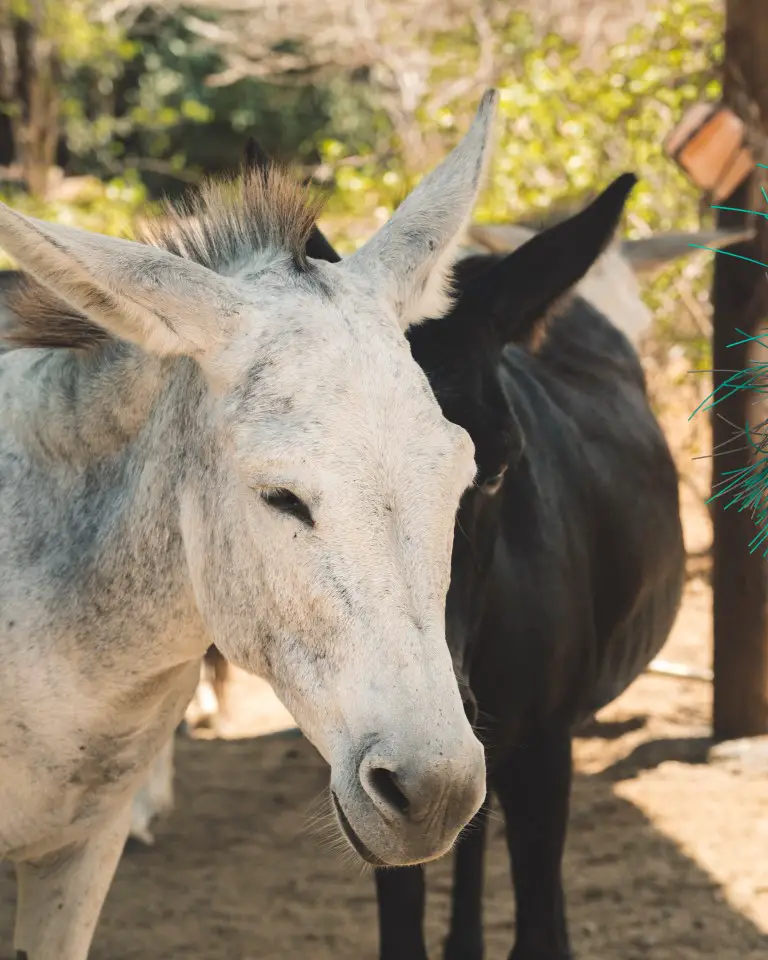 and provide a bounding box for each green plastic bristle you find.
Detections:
[689,176,768,555]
